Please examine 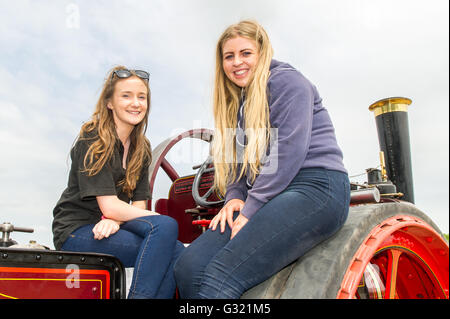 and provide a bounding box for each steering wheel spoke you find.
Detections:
[201,186,215,200]
[204,167,215,174]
